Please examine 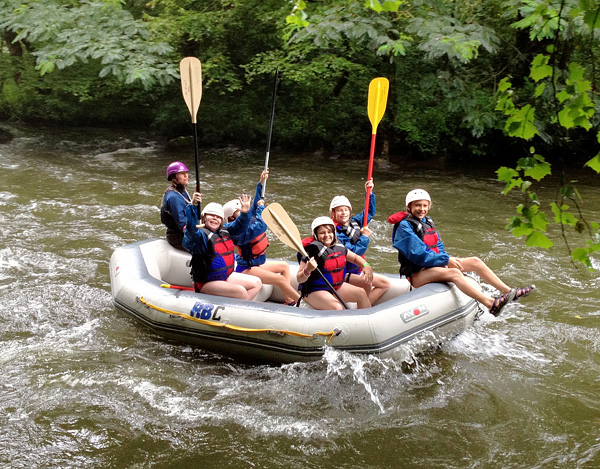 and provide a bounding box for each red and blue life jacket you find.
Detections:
[300,239,347,294]
[389,211,440,277]
[190,227,235,283]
